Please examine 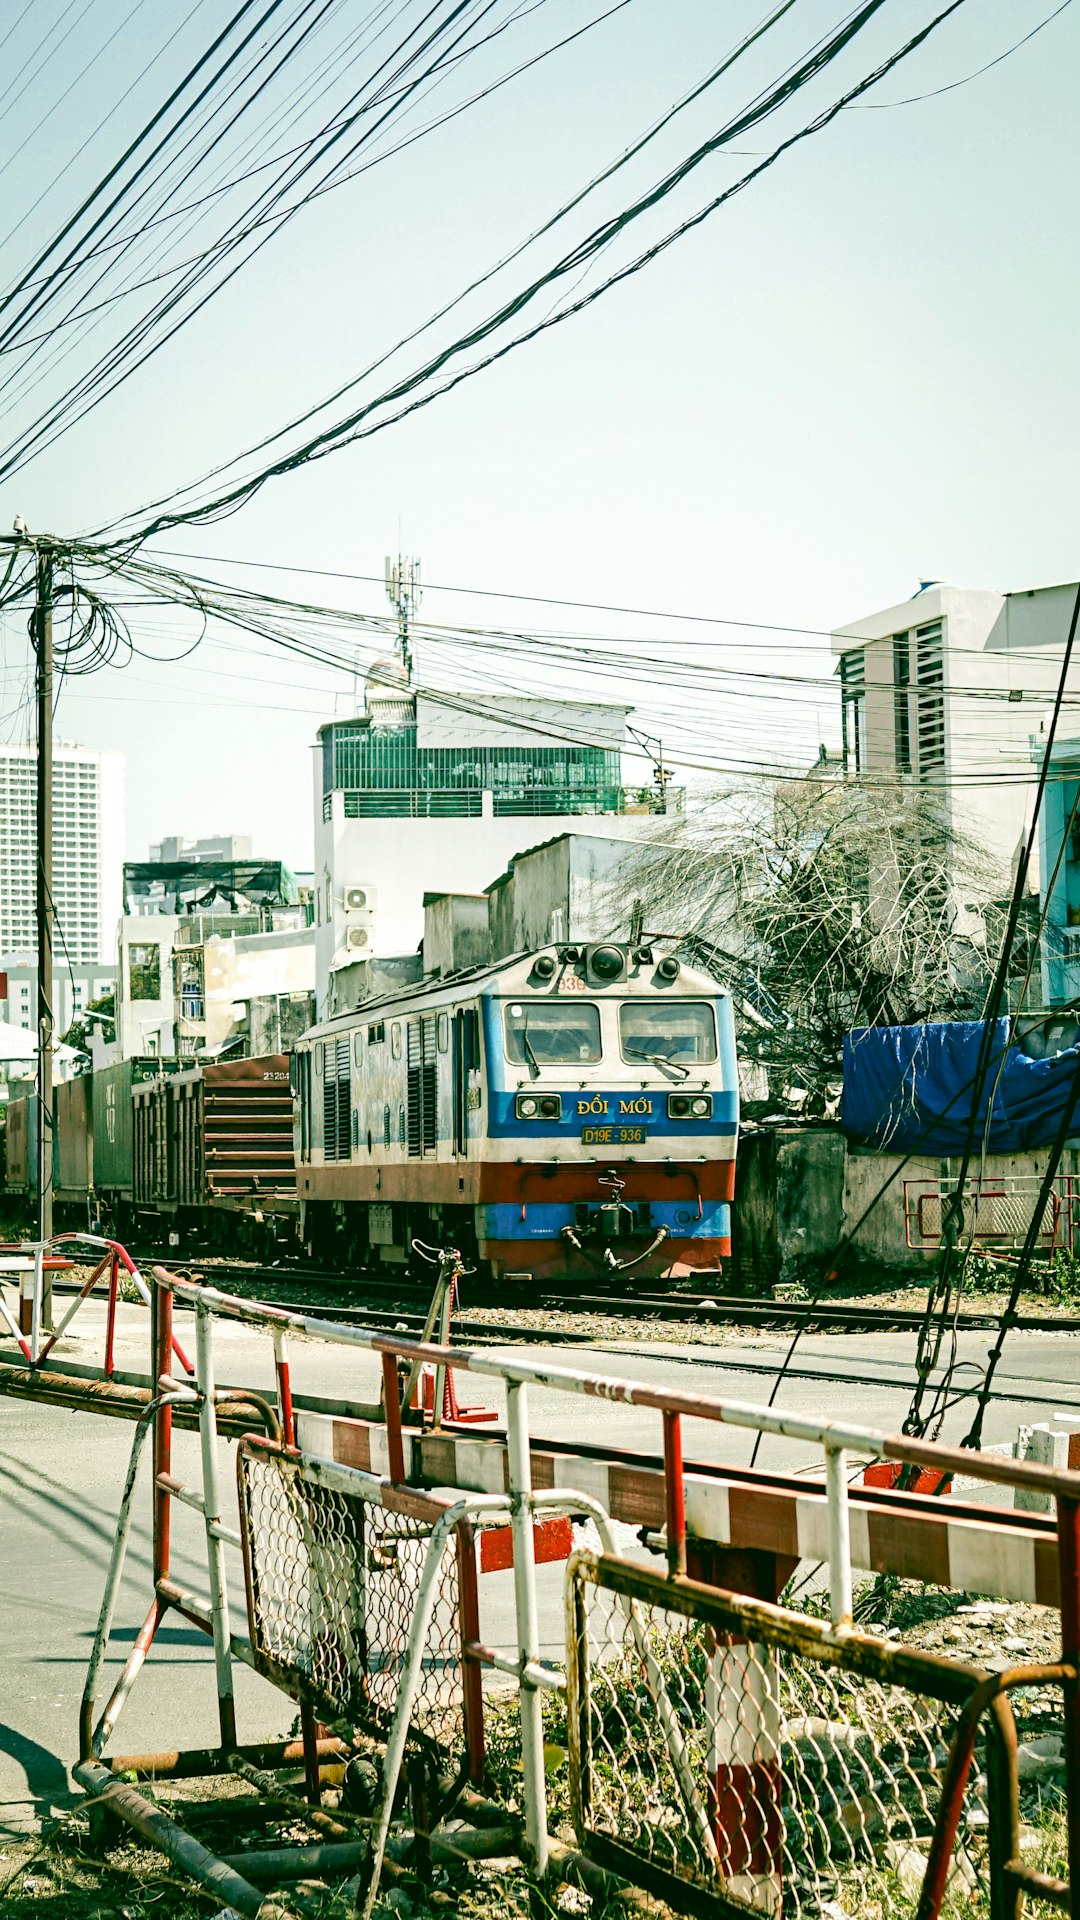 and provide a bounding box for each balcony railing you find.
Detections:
[322,785,684,822]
